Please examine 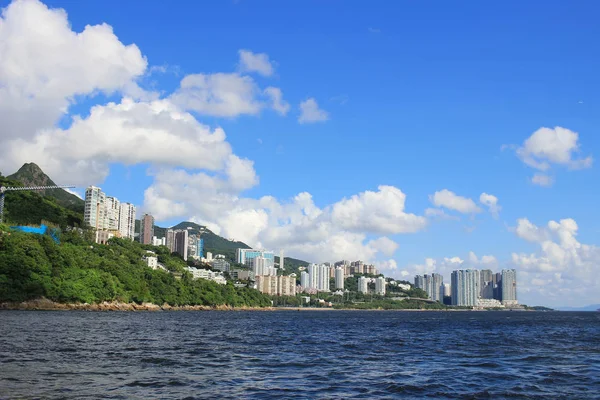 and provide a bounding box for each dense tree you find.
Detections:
[0,226,271,307]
